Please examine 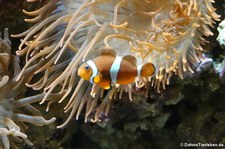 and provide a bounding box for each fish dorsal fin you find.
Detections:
[123,55,137,66]
[101,49,116,57]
